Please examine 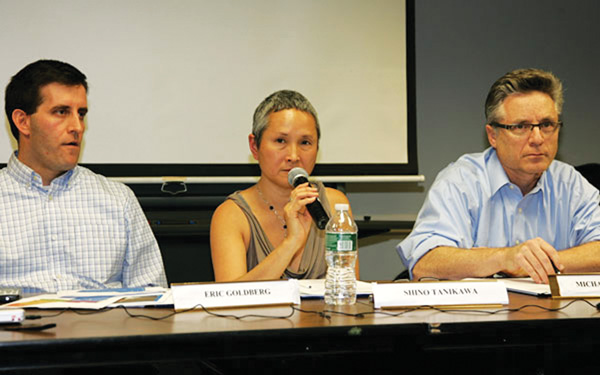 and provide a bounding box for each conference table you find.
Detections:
[1,291,600,374]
